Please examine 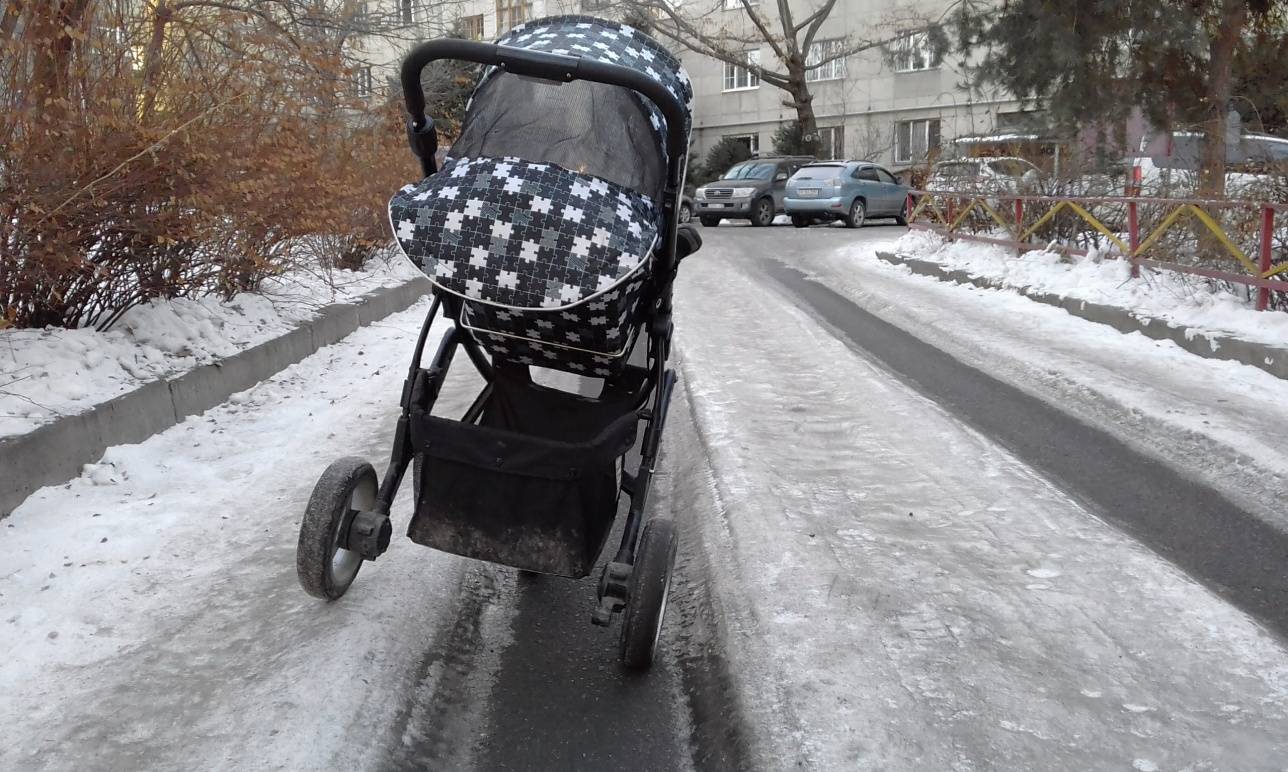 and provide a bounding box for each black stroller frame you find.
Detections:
[295,29,696,669]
